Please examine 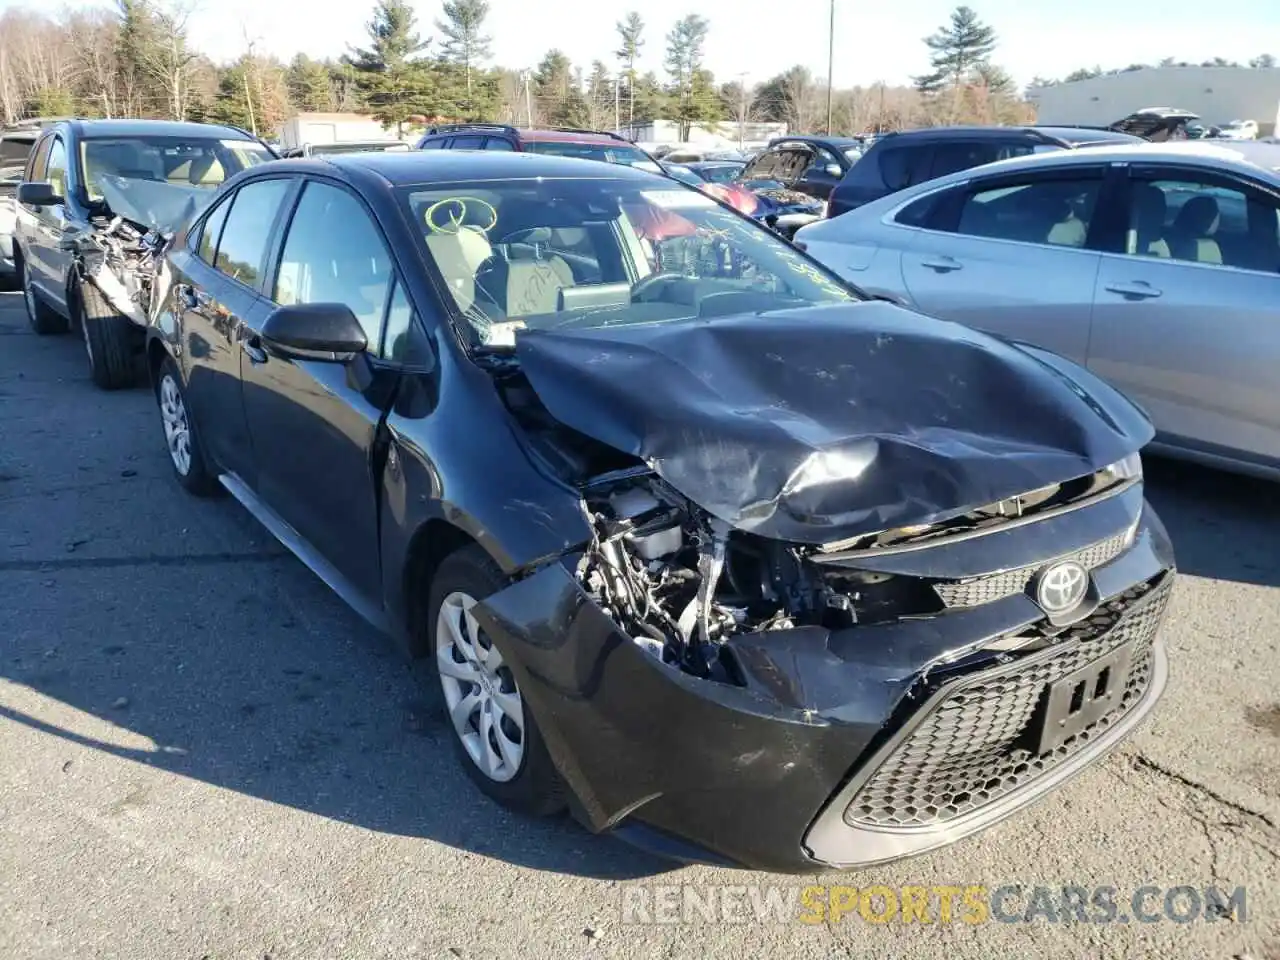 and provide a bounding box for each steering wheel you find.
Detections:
[630,271,685,302]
